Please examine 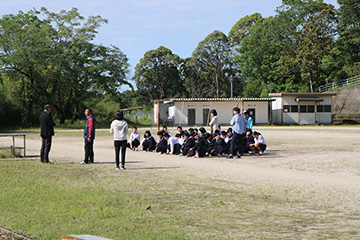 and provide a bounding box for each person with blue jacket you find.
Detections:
[243,110,253,130]
[227,107,248,159]
[81,108,96,164]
